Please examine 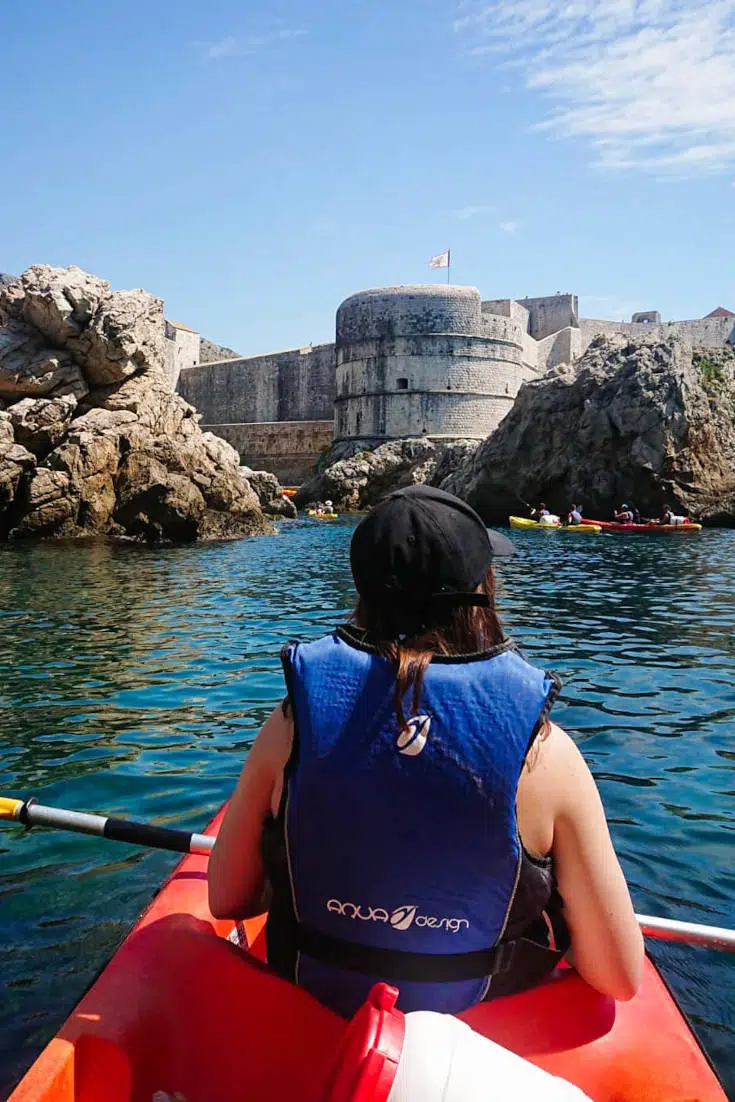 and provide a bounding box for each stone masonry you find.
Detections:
[173,288,735,481]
